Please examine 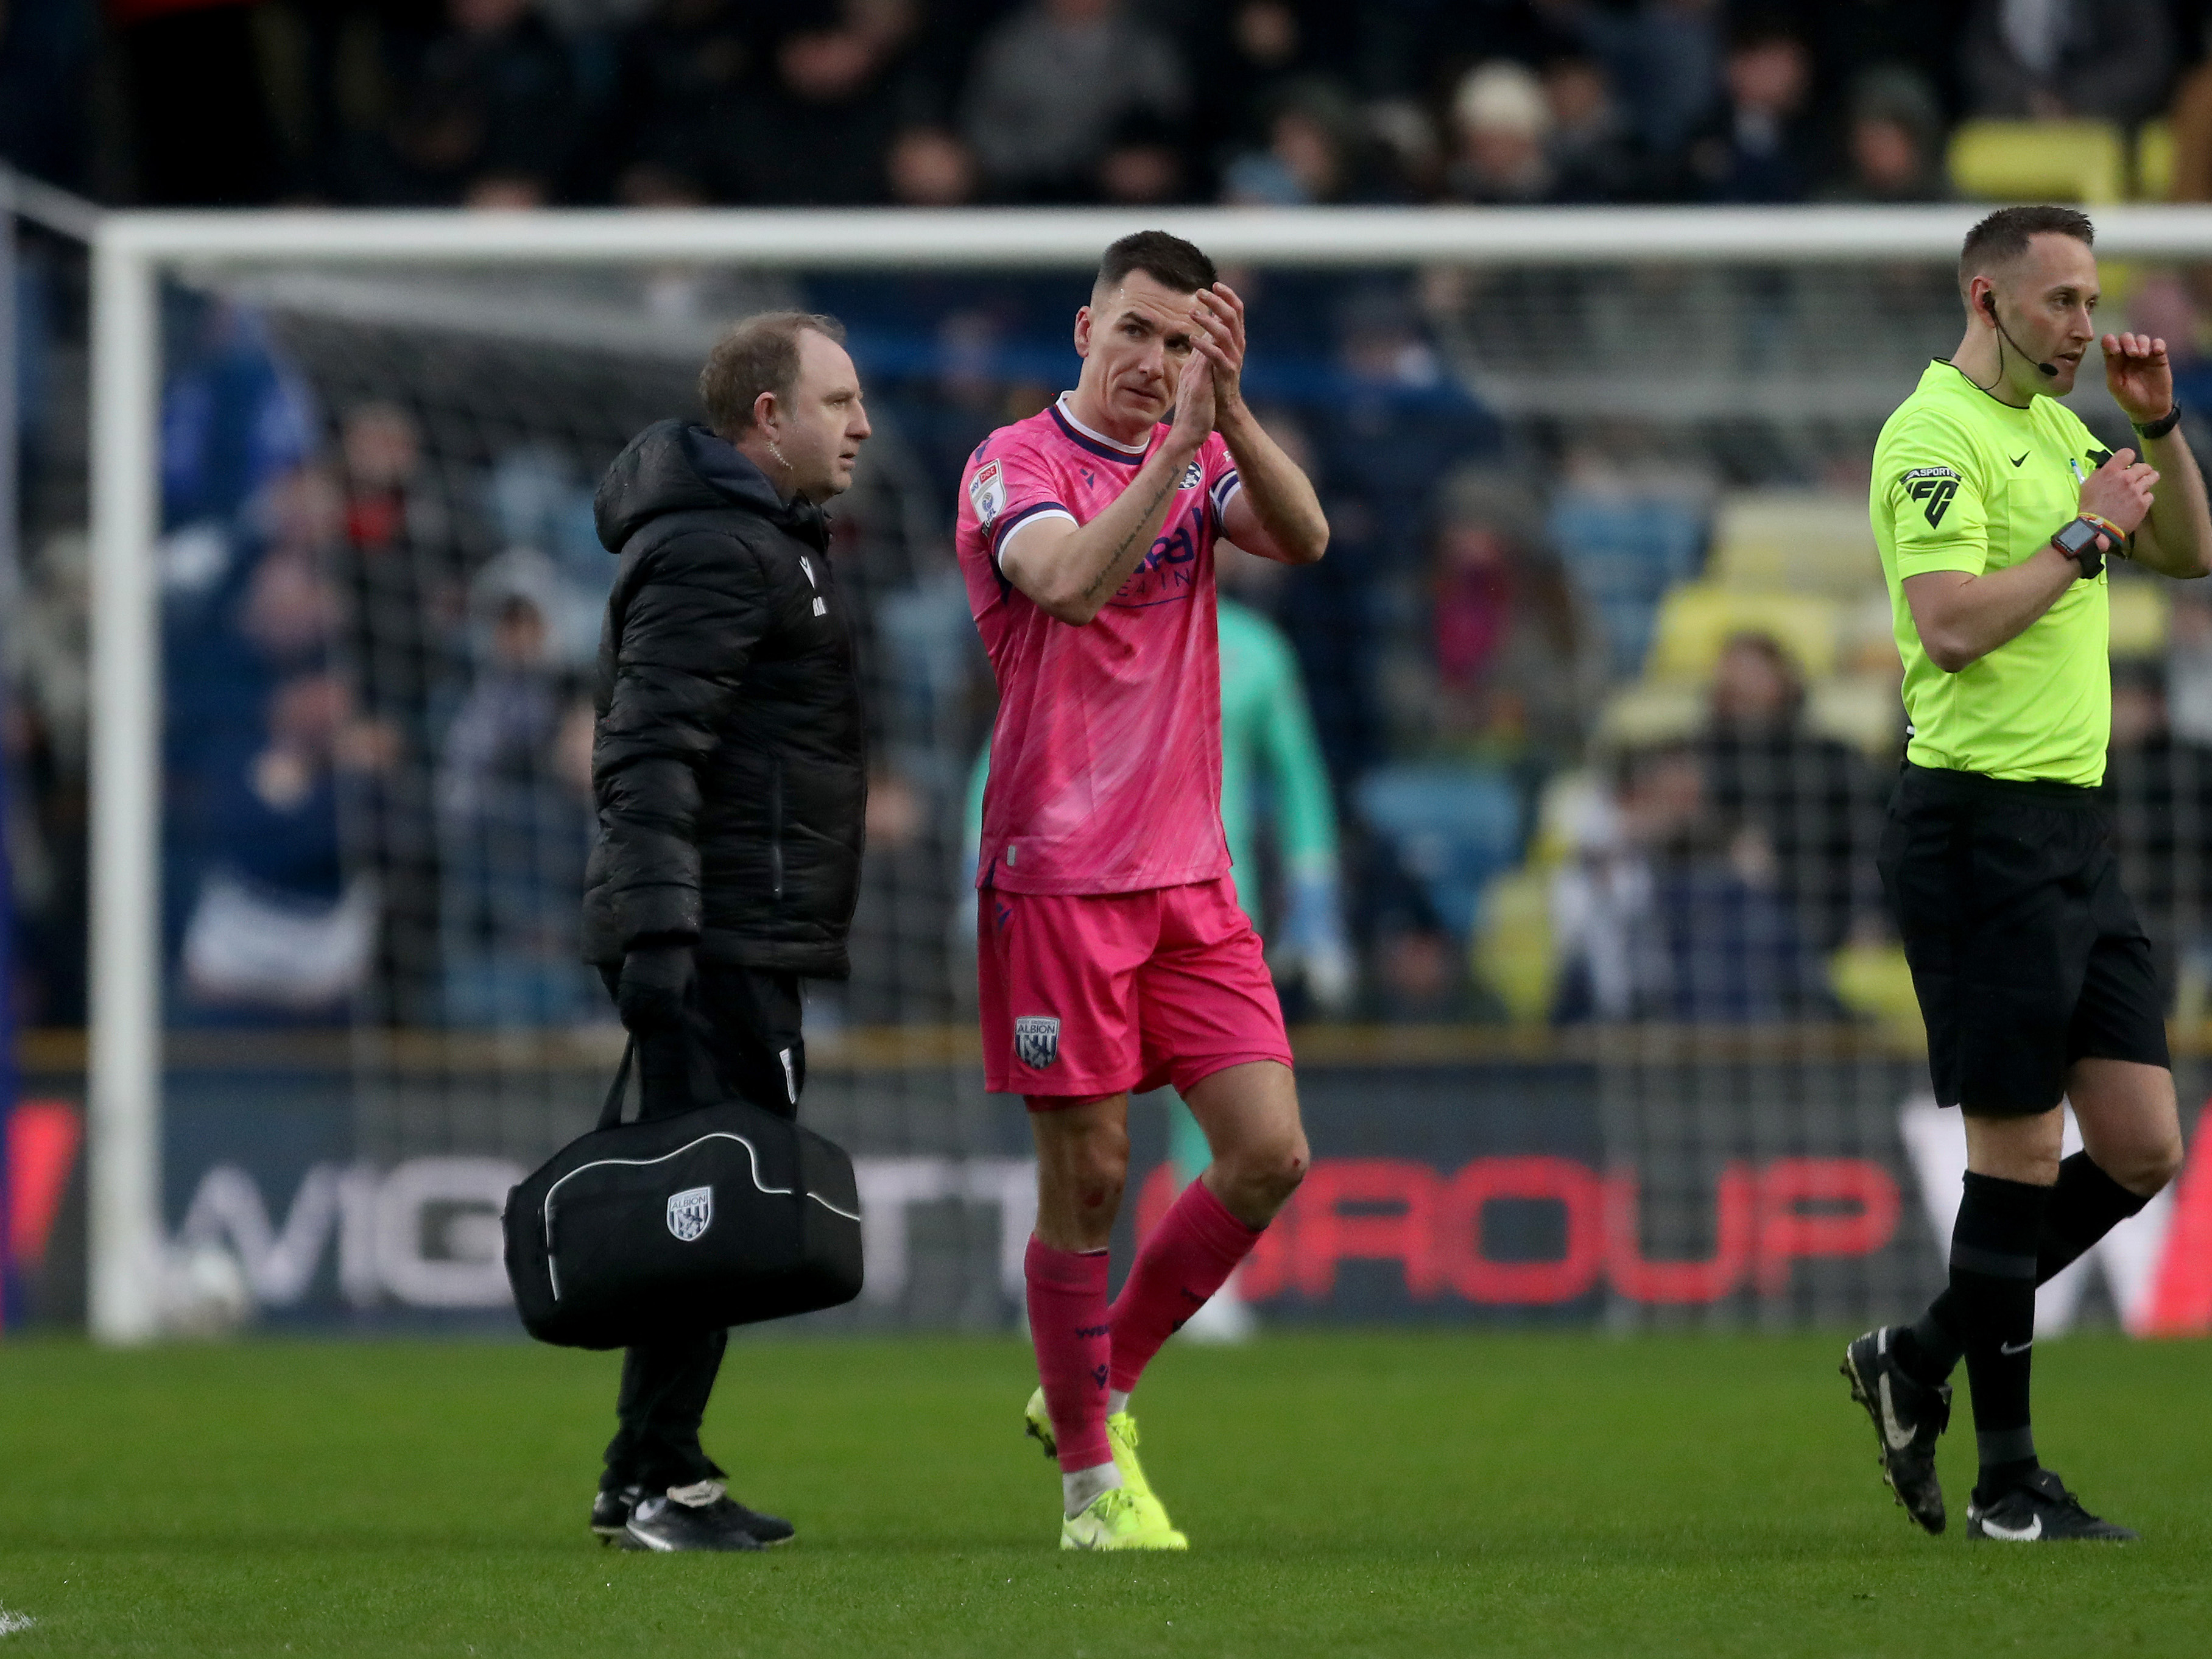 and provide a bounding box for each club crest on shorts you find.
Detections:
[666,1185,714,1243]
[1014,1014,1062,1070]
